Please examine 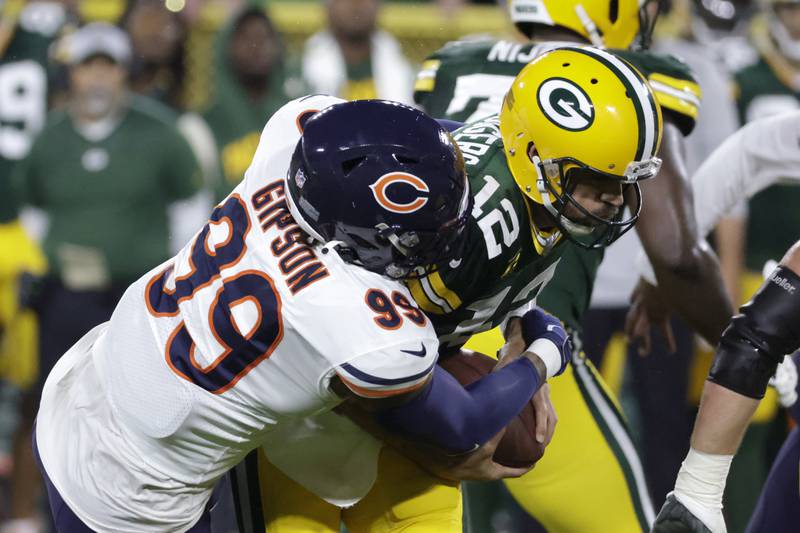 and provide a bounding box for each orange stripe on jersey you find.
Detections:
[296,109,319,133]
[336,373,430,399]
